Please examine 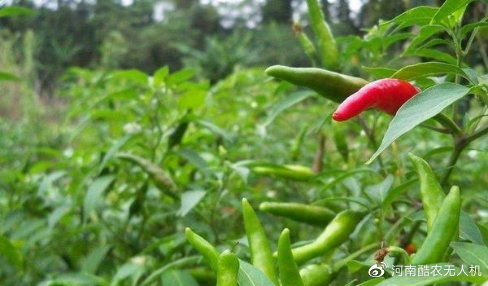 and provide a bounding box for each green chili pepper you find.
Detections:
[332,121,349,162]
[299,264,332,286]
[290,125,308,161]
[305,0,338,69]
[265,65,368,103]
[242,198,279,285]
[277,229,304,286]
[117,153,178,199]
[251,163,315,181]
[259,202,336,226]
[292,22,318,65]
[291,210,363,265]
[185,227,219,272]
[216,250,239,286]
[411,186,461,265]
[408,153,445,232]
[168,120,189,149]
